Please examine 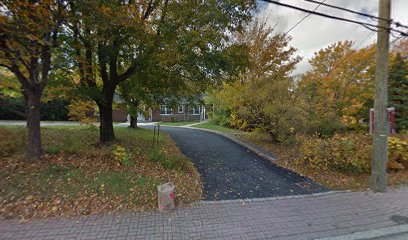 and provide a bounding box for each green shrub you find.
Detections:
[209,108,231,127]
[40,99,70,121]
[0,98,25,120]
[112,144,131,166]
[148,147,191,172]
[304,116,346,137]
[161,156,191,172]
[45,146,61,154]
[148,147,165,162]
[332,134,371,173]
